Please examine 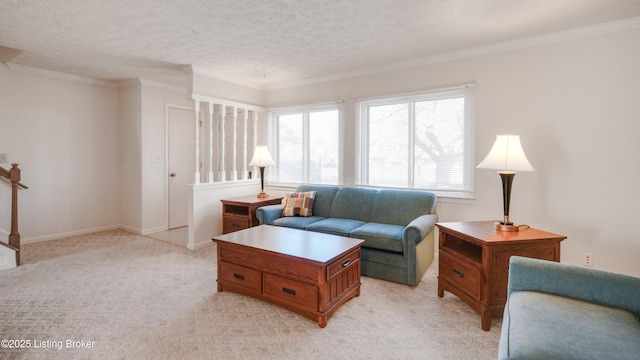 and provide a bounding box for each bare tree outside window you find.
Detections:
[414,97,465,189]
[360,88,473,194]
